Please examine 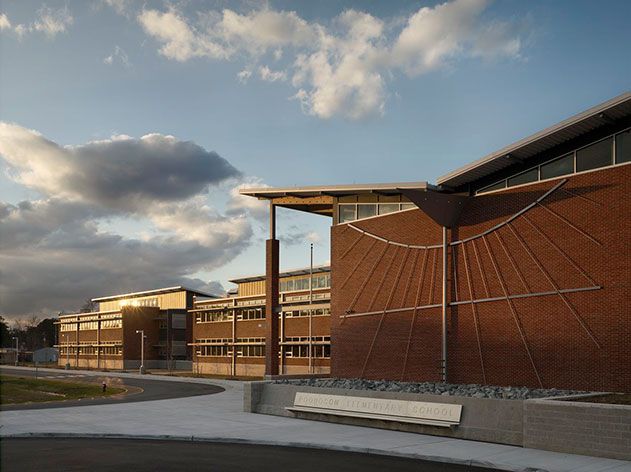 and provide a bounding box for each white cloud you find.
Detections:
[103,0,132,17]
[138,1,524,120]
[259,65,287,82]
[33,5,73,37]
[3,6,73,39]
[237,69,252,84]
[103,45,131,67]
[0,13,11,30]
[137,9,230,61]
[0,123,257,316]
[225,178,269,222]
